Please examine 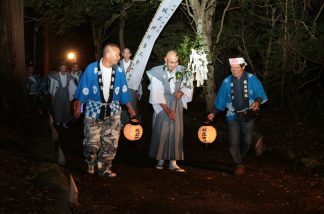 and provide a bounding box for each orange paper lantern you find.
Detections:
[123,119,143,141]
[198,121,217,144]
